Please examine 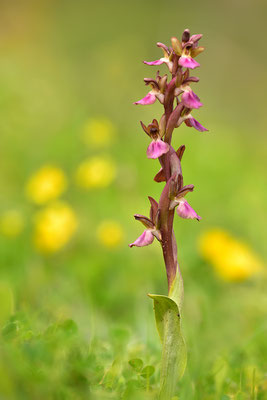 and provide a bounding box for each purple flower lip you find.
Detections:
[176,199,201,221]
[147,139,169,159]
[181,90,203,109]
[129,229,154,247]
[178,56,200,69]
[134,92,157,105]
[185,116,208,132]
[144,59,165,66]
